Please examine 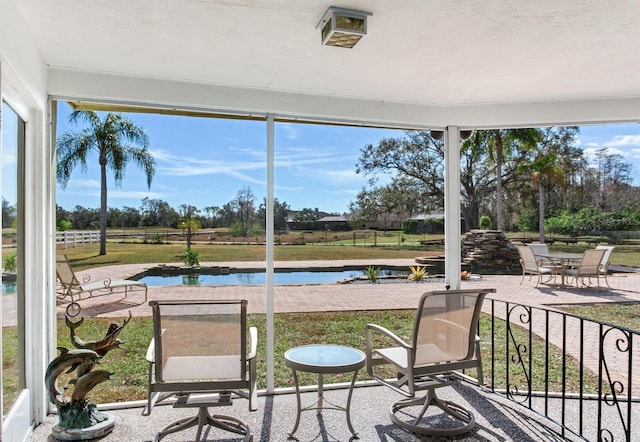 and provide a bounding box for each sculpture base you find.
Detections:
[51,413,115,441]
